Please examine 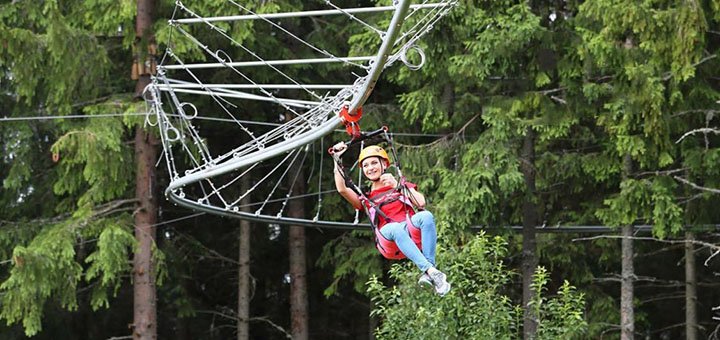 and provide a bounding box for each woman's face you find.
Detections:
[361,157,384,181]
